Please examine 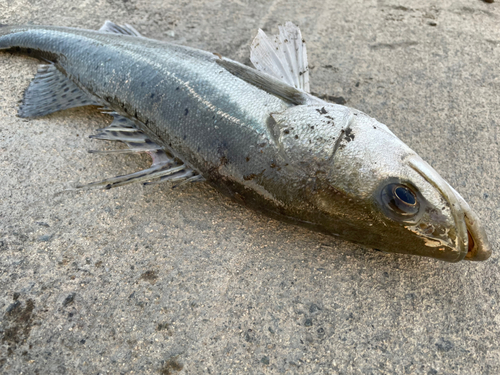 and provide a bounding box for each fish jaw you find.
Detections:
[408,157,491,261]
[449,185,492,261]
